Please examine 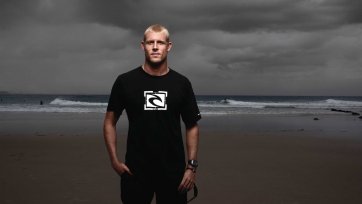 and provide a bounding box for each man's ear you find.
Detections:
[167,42,172,52]
[141,41,145,50]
